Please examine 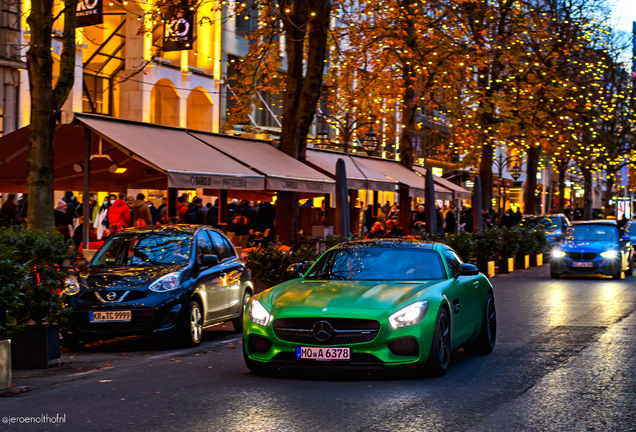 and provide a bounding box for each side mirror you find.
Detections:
[201,254,219,267]
[76,259,89,271]
[286,262,305,278]
[459,263,479,277]
[622,235,631,242]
